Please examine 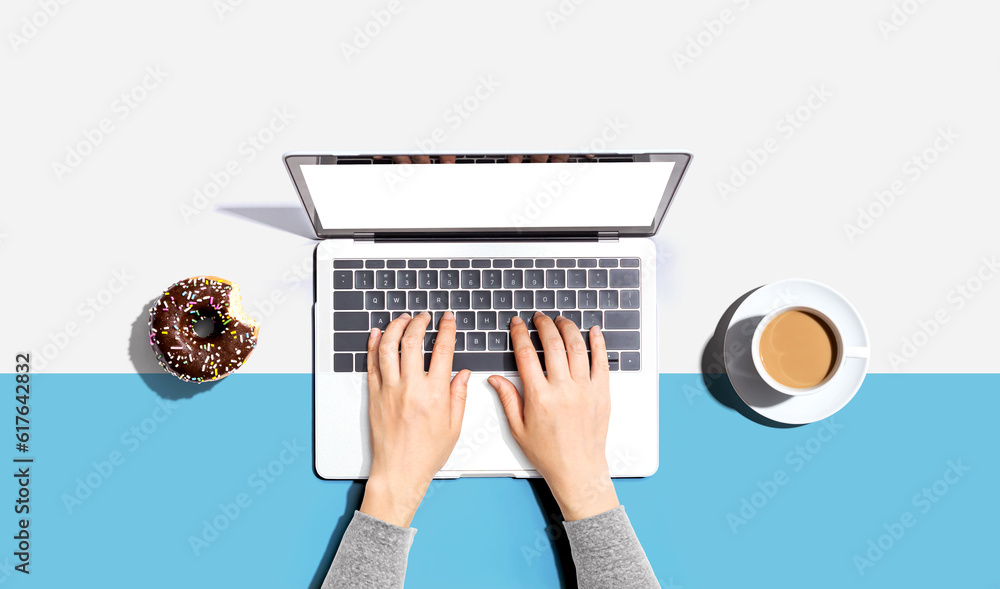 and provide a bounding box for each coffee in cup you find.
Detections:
[758,309,838,389]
